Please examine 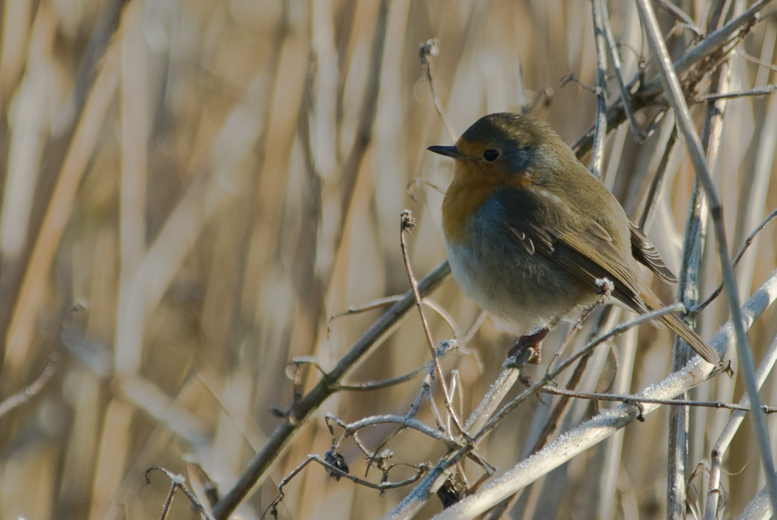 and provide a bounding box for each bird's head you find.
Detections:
[428,113,568,187]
